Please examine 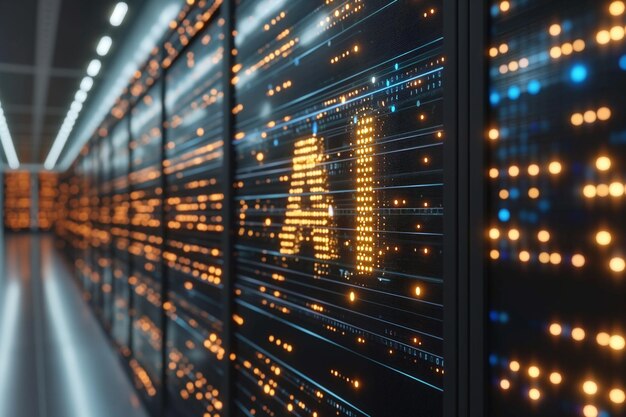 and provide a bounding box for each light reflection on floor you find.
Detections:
[0,233,149,417]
